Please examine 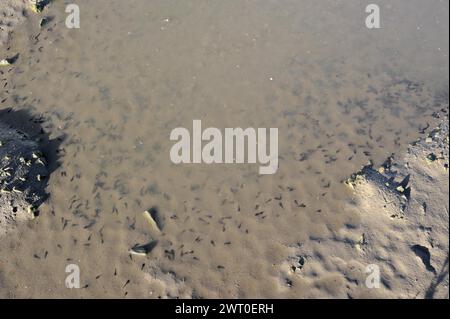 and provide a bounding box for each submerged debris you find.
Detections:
[426,153,437,163]
[127,208,165,257]
[143,207,163,234]
[29,0,51,13]
[39,16,53,28]
[129,240,158,256]
[0,55,18,67]
[0,59,11,67]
